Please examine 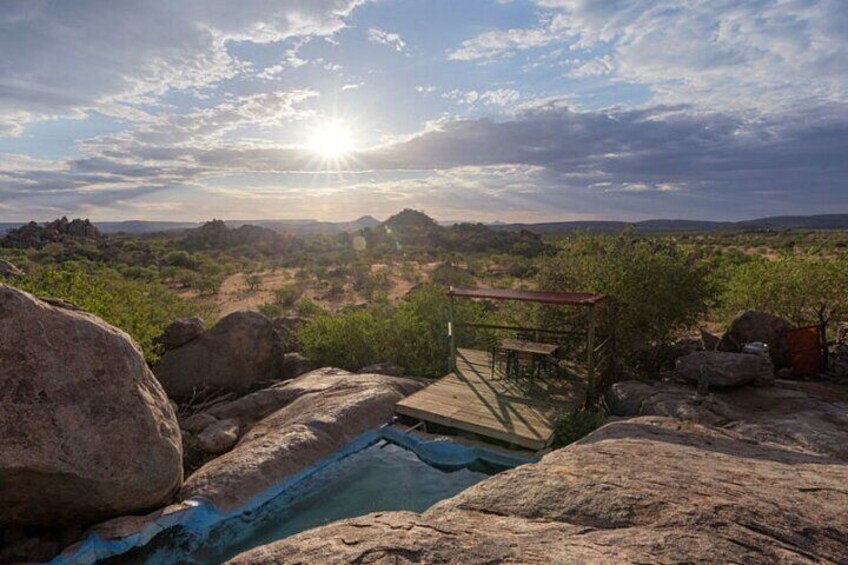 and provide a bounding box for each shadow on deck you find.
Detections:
[395,348,588,451]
